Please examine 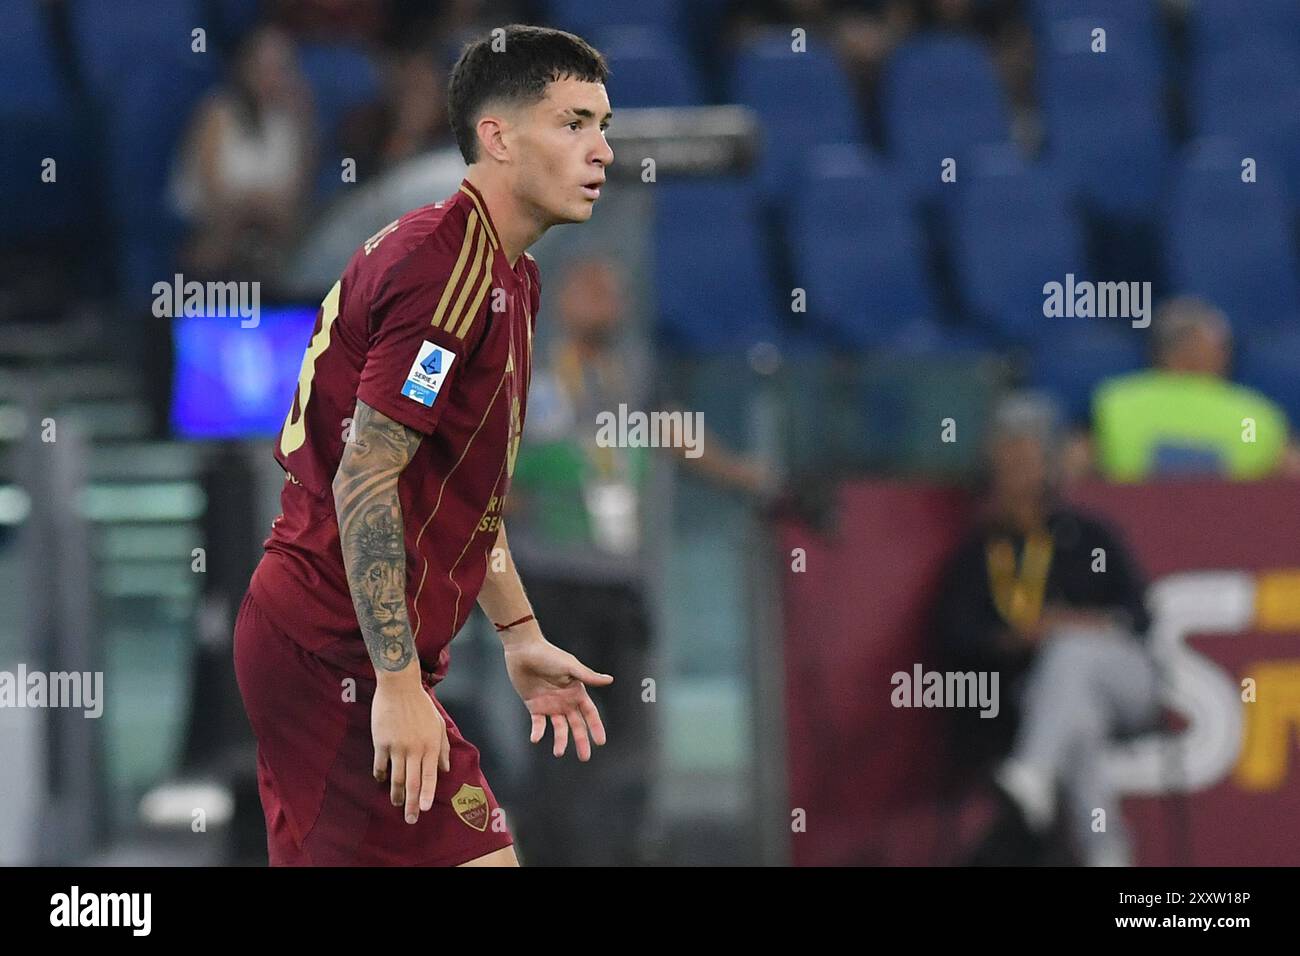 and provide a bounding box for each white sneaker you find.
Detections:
[994,760,1055,832]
